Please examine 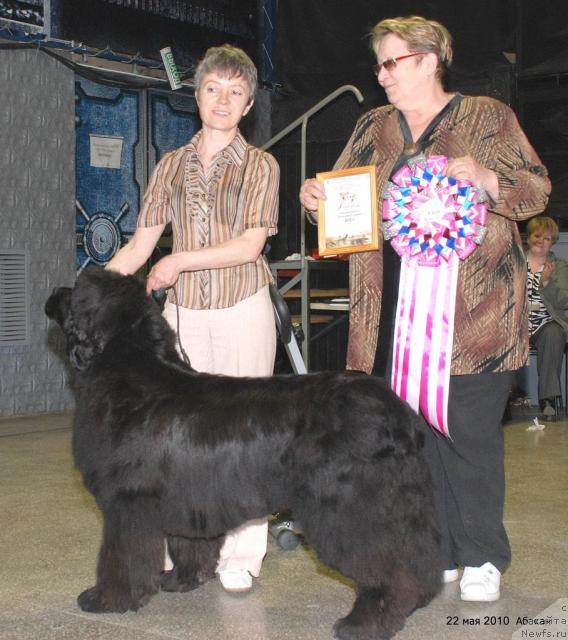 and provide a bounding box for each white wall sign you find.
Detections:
[89,135,123,169]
